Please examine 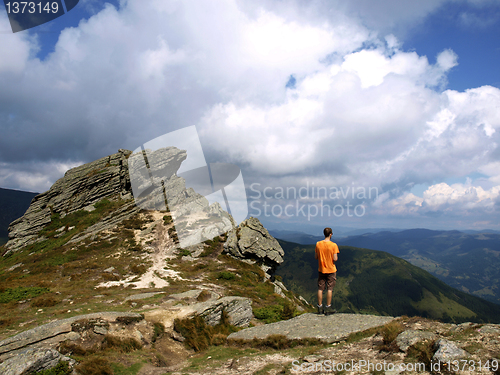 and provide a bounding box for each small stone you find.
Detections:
[93,326,108,335]
[104,267,115,273]
[172,330,185,342]
[433,339,468,363]
[303,355,324,363]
